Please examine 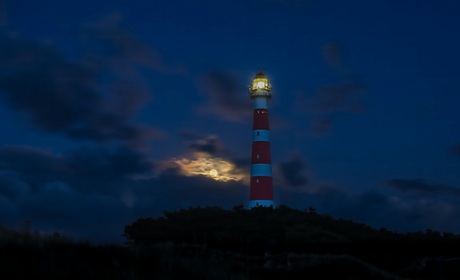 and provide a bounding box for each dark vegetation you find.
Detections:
[125,205,460,279]
[2,205,460,279]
